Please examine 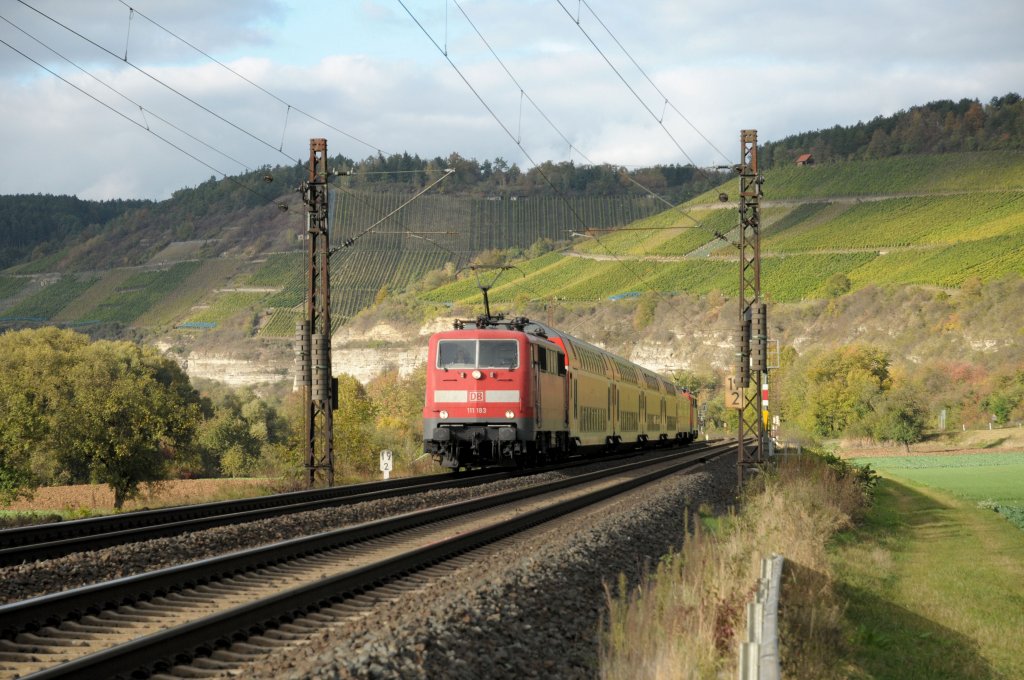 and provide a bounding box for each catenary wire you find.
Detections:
[0,13,256,176]
[398,0,689,307]
[0,35,278,206]
[113,0,386,157]
[449,1,728,255]
[553,0,727,185]
[15,0,302,165]
[576,0,733,166]
[452,0,592,165]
